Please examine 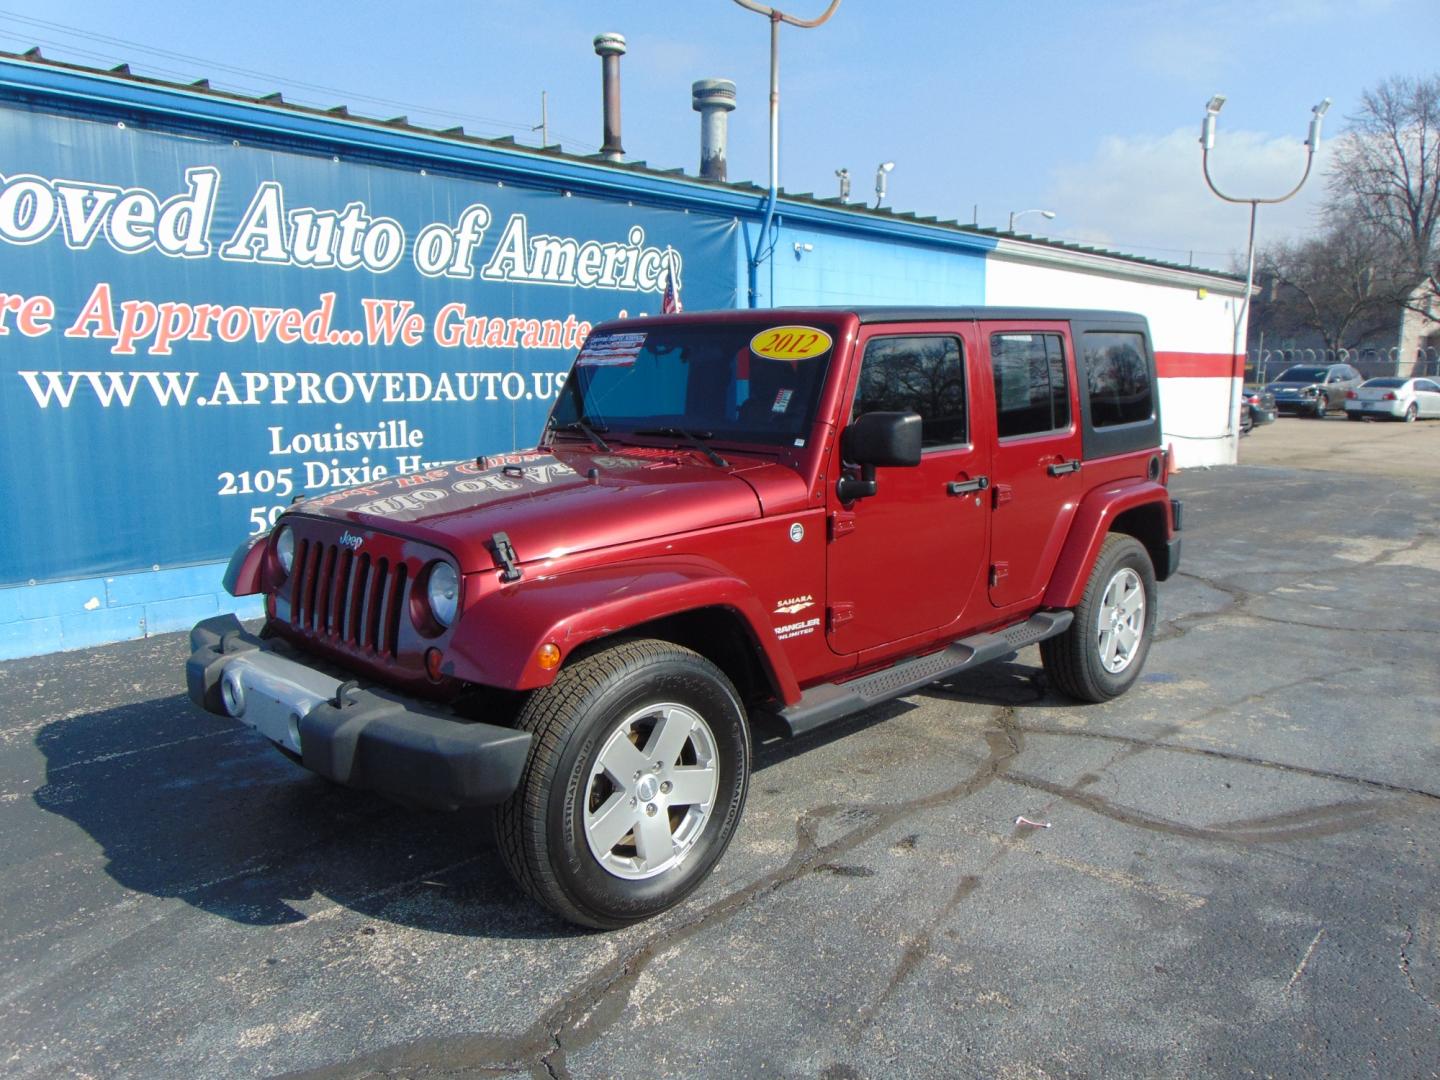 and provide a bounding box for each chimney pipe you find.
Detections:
[692,79,737,181]
[593,32,627,161]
